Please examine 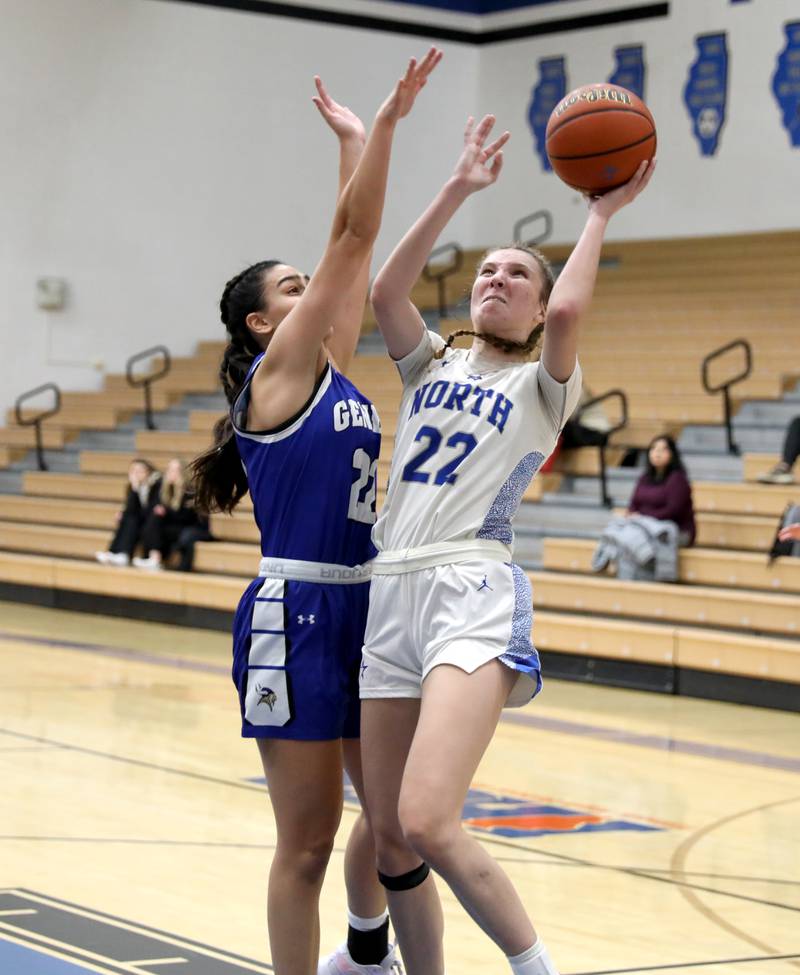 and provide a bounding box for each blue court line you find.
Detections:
[2,628,799,775]
[0,938,106,975]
